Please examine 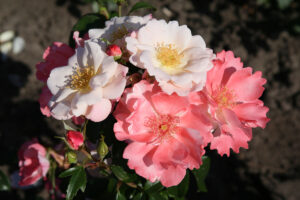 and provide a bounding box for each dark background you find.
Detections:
[0,0,299,199]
